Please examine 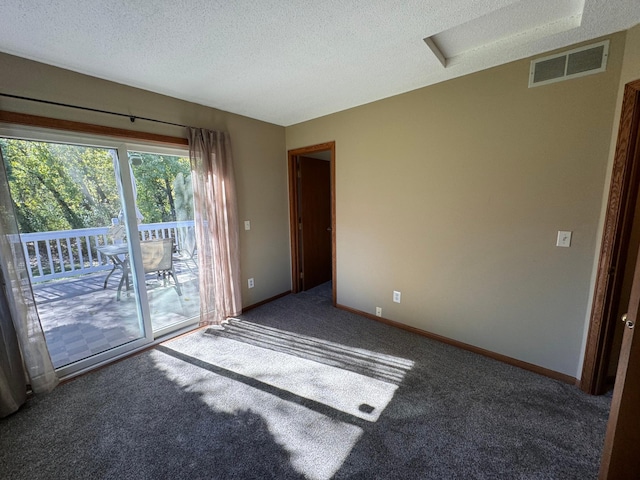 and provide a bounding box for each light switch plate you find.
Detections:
[244,220,251,231]
[557,231,572,247]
